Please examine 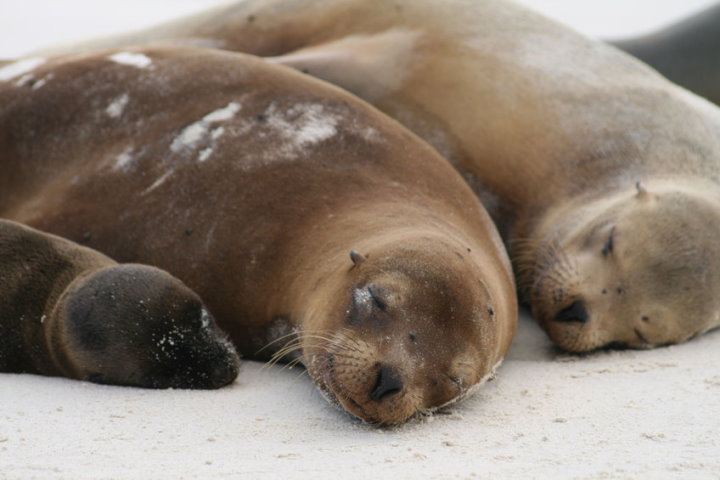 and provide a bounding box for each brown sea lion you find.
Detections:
[0,47,516,424]
[613,2,720,107]
[44,0,720,352]
[0,219,239,389]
